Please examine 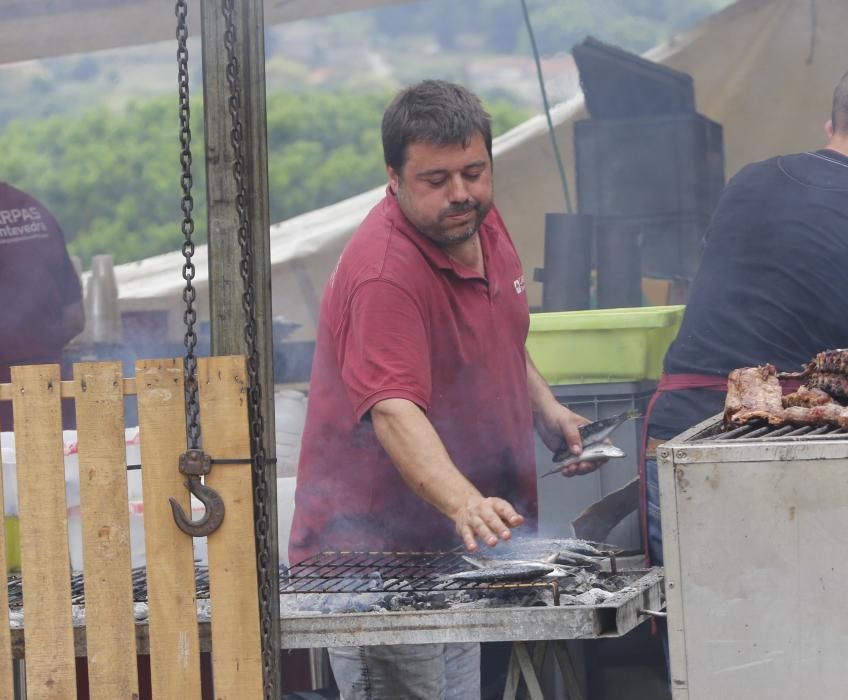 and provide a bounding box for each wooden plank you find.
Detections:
[552,642,586,700]
[73,362,140,699]
[11,364,76,698]
[502,645,521,700]
[201,0,280,687]
[0,431,14,700]
[10,621,214,661]
[0,377,137,401]
[198,356,263,698]
[136,359,201,699]
[513,641,545,700]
